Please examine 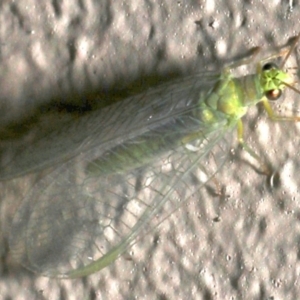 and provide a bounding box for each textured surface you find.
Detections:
[0,1,300,299]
